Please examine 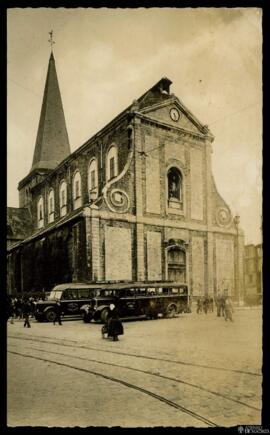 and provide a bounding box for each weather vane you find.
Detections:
[48,30,55,50]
